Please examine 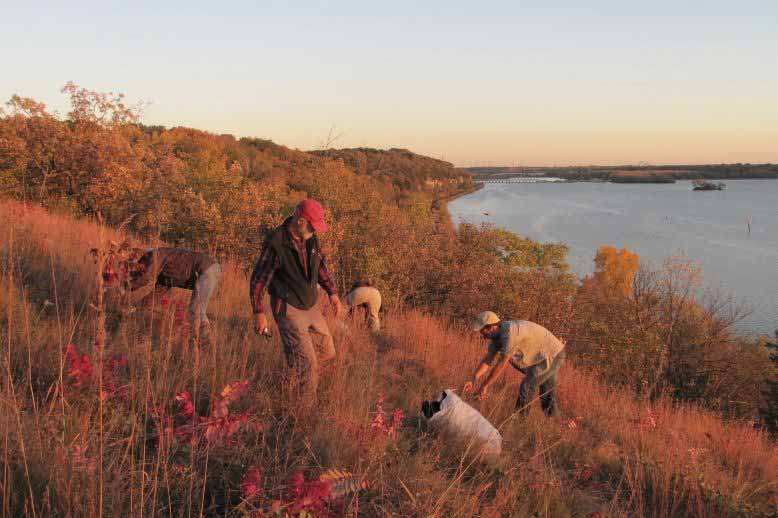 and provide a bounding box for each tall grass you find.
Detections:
[1,198,776,517]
